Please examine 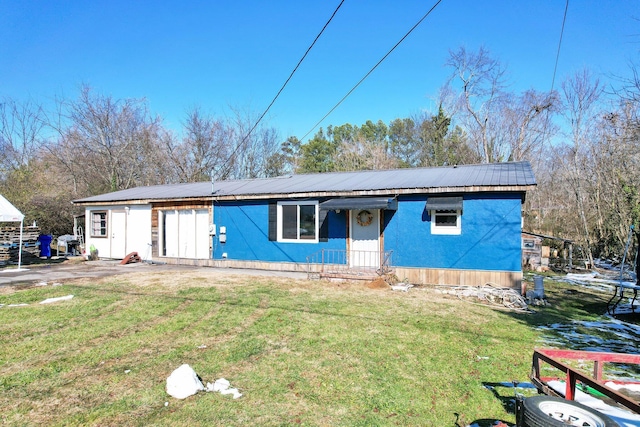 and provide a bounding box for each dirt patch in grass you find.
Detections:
[366,277,389,290]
